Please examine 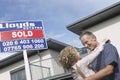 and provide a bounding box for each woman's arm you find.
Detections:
[77,39,109,66]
